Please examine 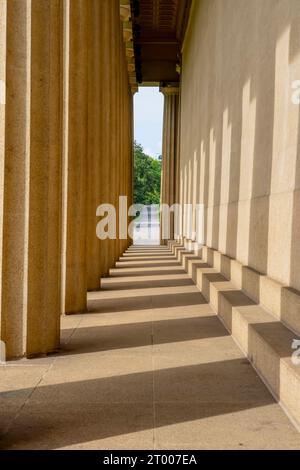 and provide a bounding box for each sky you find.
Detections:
[134,87,164,158]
